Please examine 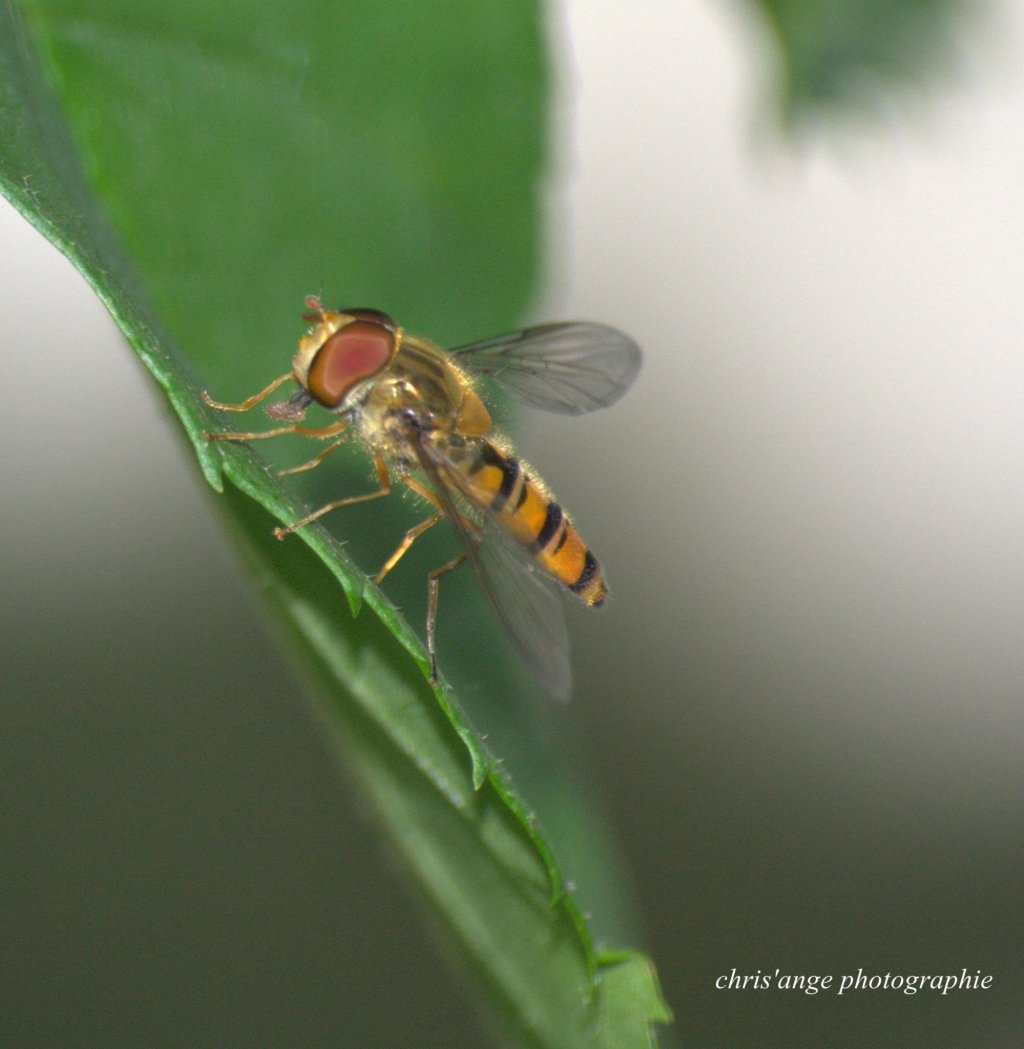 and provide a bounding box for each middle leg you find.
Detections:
[375,512,444,586]
[274,454,392,540]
